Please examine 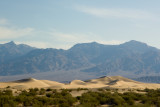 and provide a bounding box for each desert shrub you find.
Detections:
[106,88,111,91]
[46,93,53,97]
[76,88,88,91]
[64,94,77,105]
[32,103,43,107]
[23,96,34,106]
[28,88,38,96]
[39,88,45,95]
[36,96,49,105]
[79,92,100,107]
[34,88,39,92]
[109,95,125,106]
[6,86,11,88]
[52,89,57,93]
[0,89,76,106]
[98,88,104,91]
[0,95,17,107]
[2,88,160,107]
[20,89,37,96]
[98,92,112,104]
[46,88,52,91]
[3,90,13,96]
